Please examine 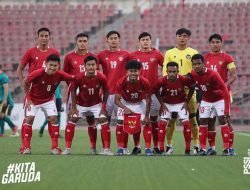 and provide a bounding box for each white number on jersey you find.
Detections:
[79,65,85,72]
[170,89,178,96]
[131,93,139,99]
[210,65,217,72]
[47,85,51,91]
[110,61,117,69]
[142,62,149,70]
[200,85,207,91]
[88,88,94,95]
